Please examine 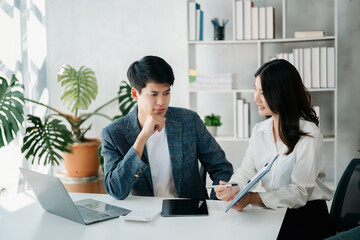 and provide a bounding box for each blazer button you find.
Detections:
[134,174,139,179]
